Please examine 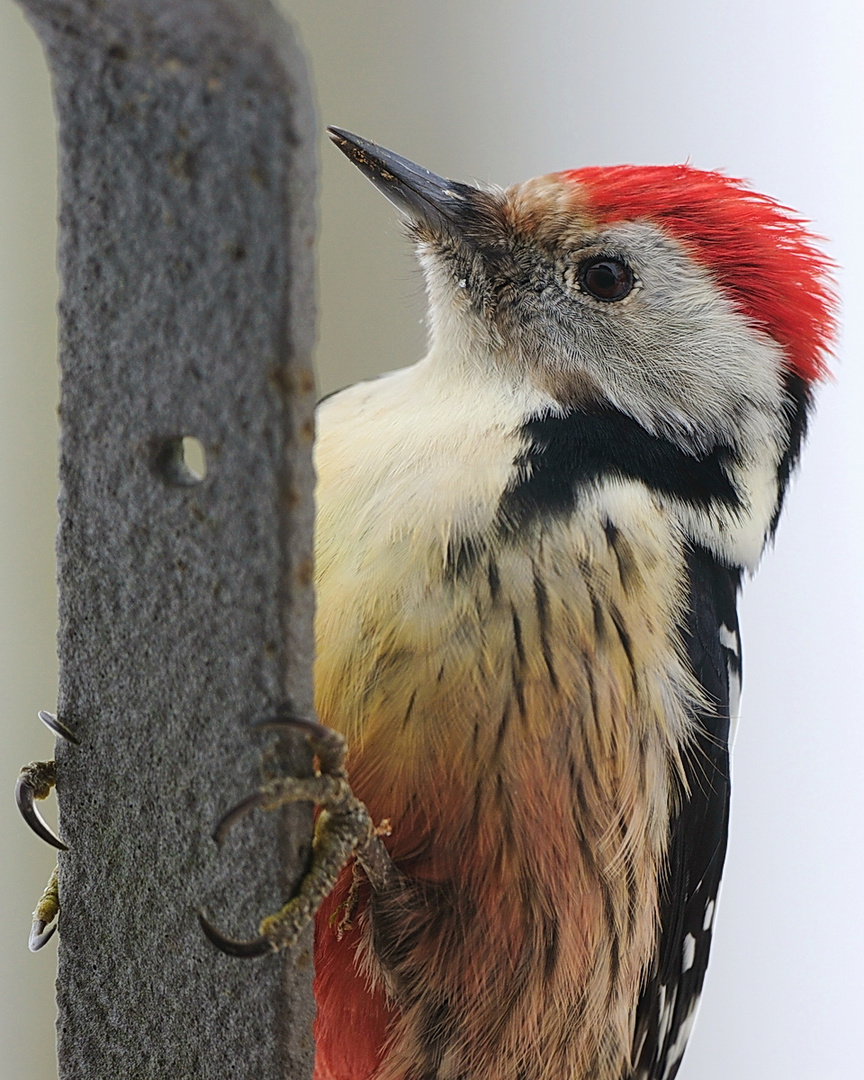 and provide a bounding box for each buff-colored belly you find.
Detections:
[313,488,694,1080]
